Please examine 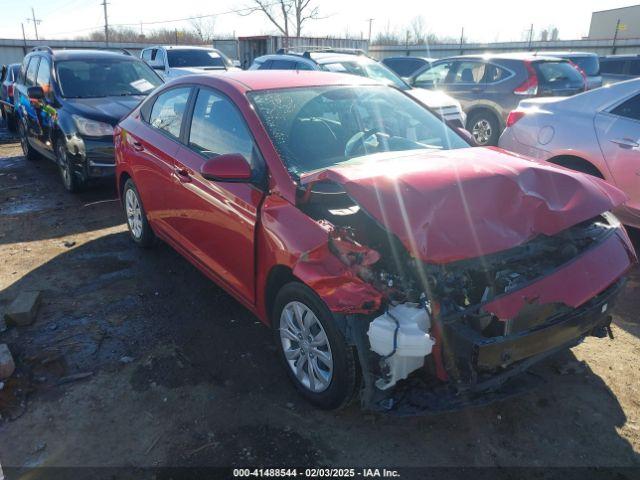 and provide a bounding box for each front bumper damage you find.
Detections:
[341,227,634,415]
